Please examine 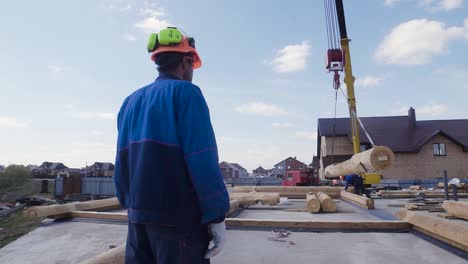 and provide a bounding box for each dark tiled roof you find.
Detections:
[274,157,307,167]
[230,163,247,172]
[91,162,115,170]
[318,112,468,155]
